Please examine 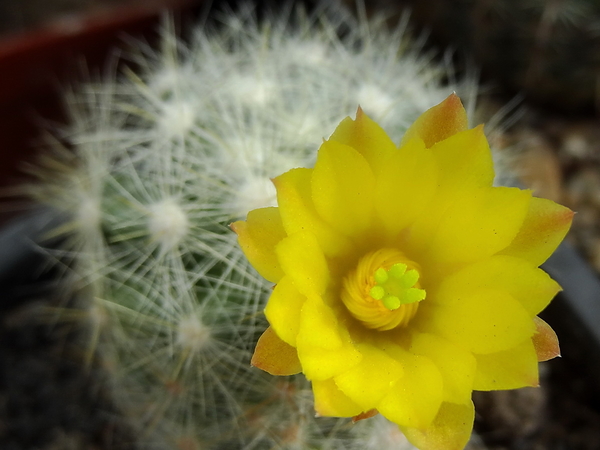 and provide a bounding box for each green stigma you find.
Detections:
[369,263,426,310]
